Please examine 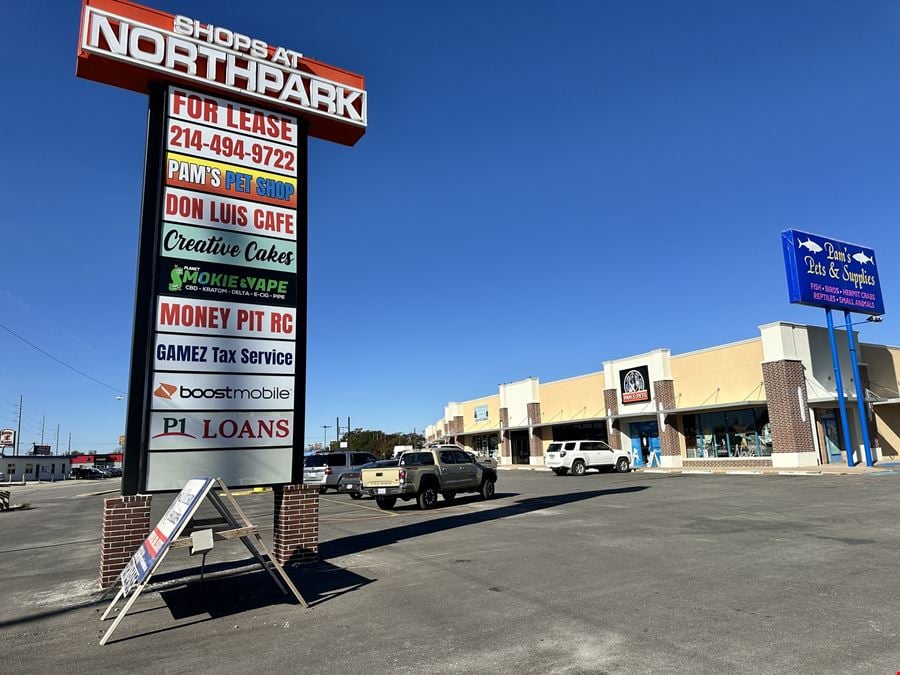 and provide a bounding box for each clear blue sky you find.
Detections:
[1,0,899,451]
